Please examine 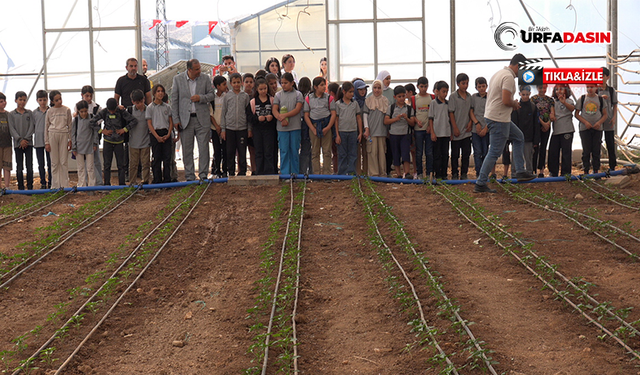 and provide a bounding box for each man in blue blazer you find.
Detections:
[171,59,215,180]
